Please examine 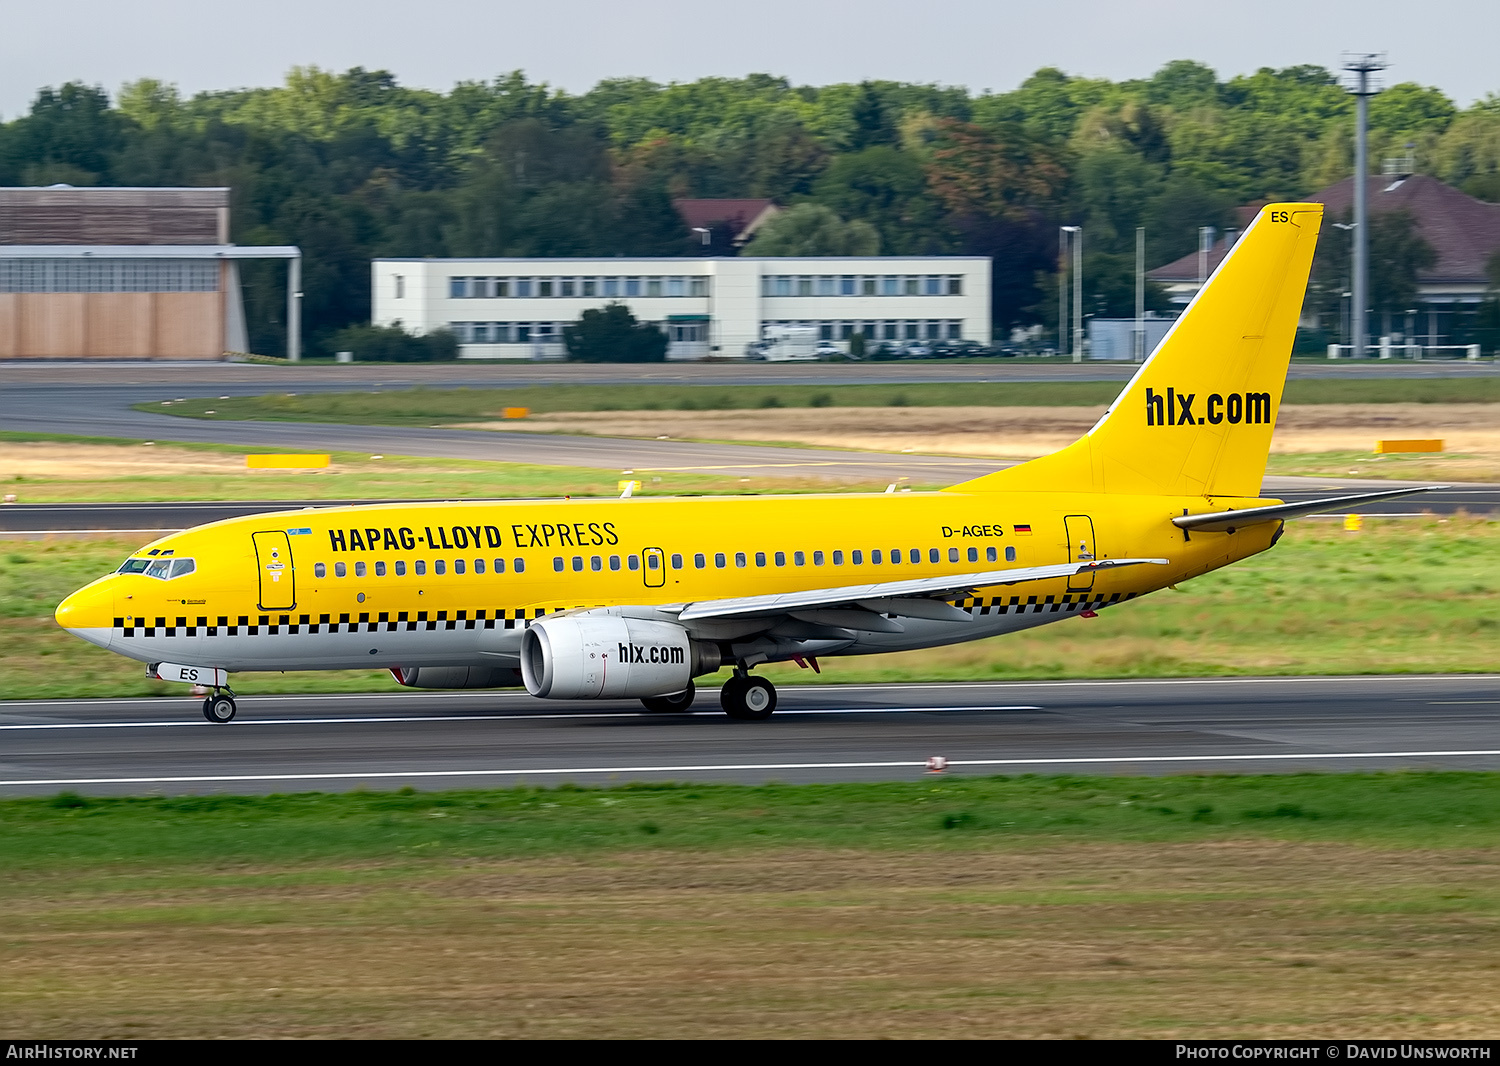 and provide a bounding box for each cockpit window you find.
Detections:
[117,556,196,580]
